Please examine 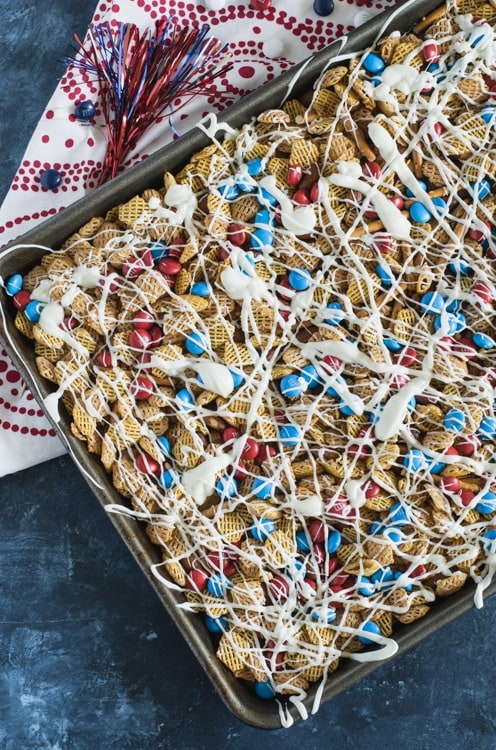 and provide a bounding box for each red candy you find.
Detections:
[363,480,381,499]
[321,354,342,372]
[373,233,393,254]
[122,257,147,279]
[362,161,382,181]
[422,40,440,63]
[472,281,495,304]
[133,309,155,330]
[286,164,303,186]
[468,220,491,243]
[439,475,461,493]
[460,489,475,507]
[186,568,209,592]
[457,434,481,456]
[292,188,311,205]
[135,453,161,475]
[268,574,290,602]
[158,257,182,275]
[255,444,277,465]
[395,346,417,366]
[128,328,152,350]
[130,375,155,400]
[97,349,113,368]
[227,222,247,247]
[241,436,260,460]
[222,427,241,443]
[309,181,320,202]
[390,195,405,210]
[13,290,31,310]
[308,519,326,543]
